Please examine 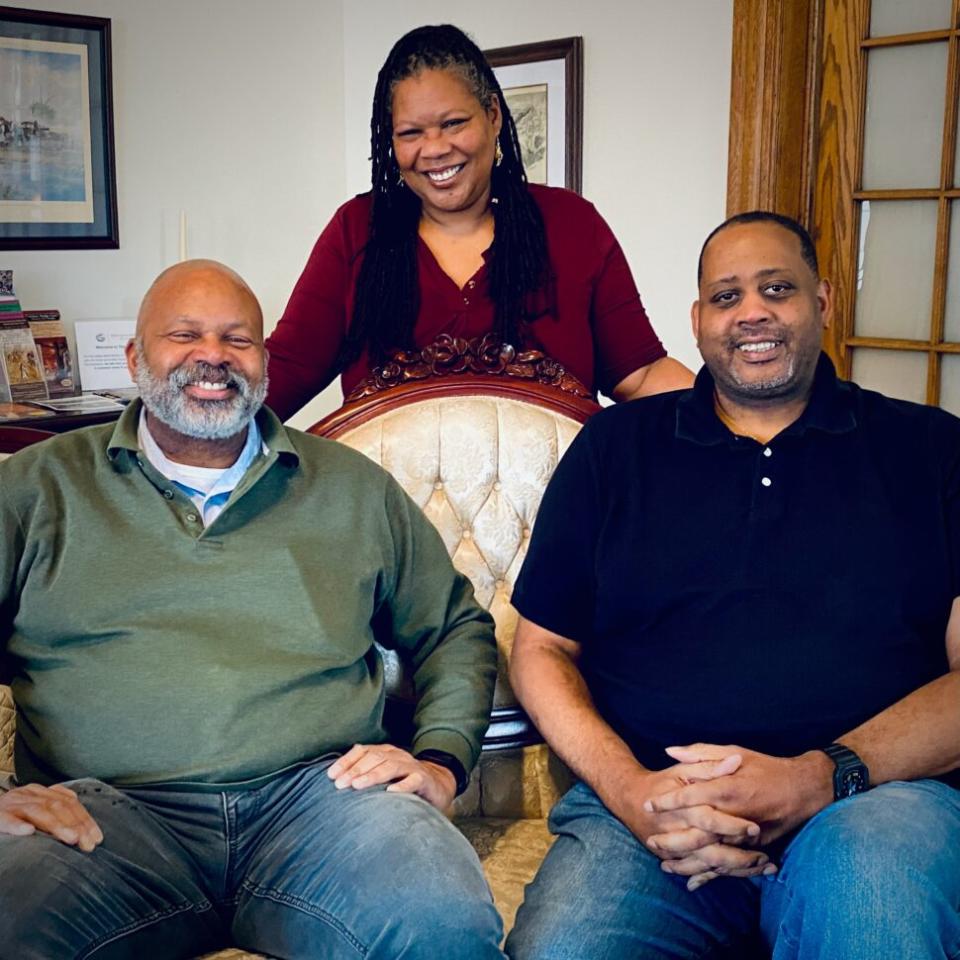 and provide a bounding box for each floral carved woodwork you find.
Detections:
[344,334,593,403]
